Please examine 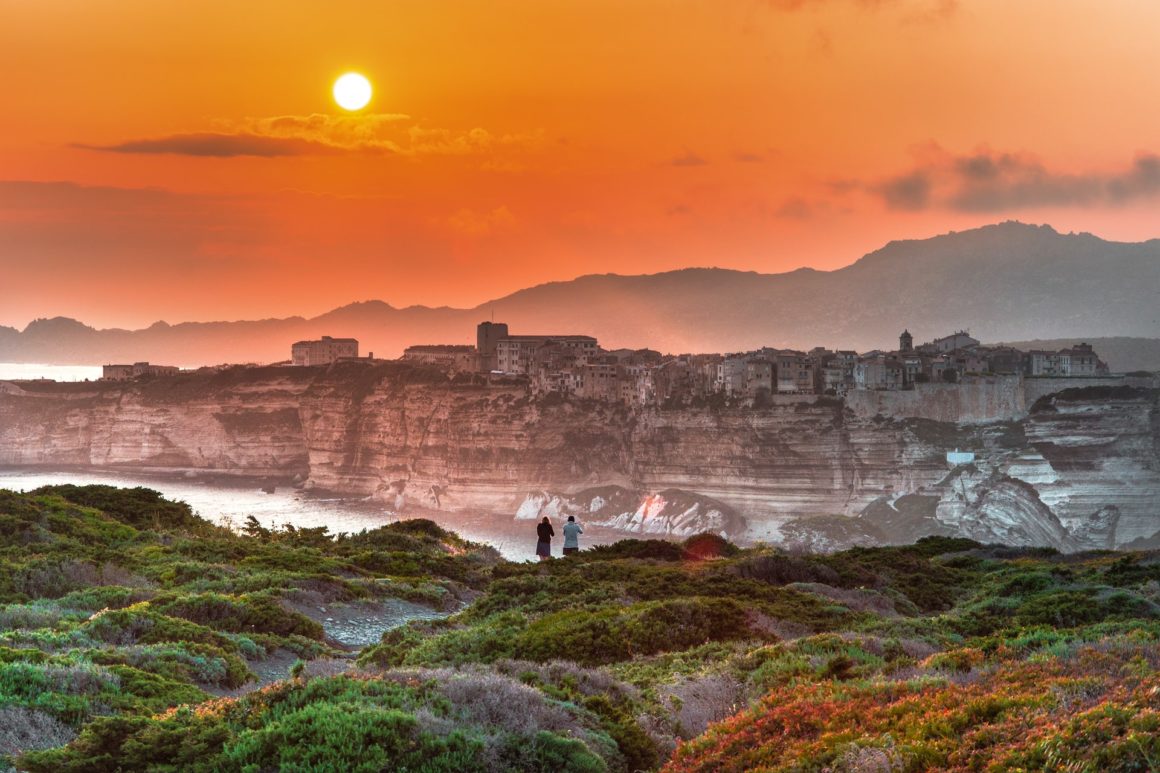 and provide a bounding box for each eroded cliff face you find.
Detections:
[0,369,313,474]
[1,365,1156,549]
